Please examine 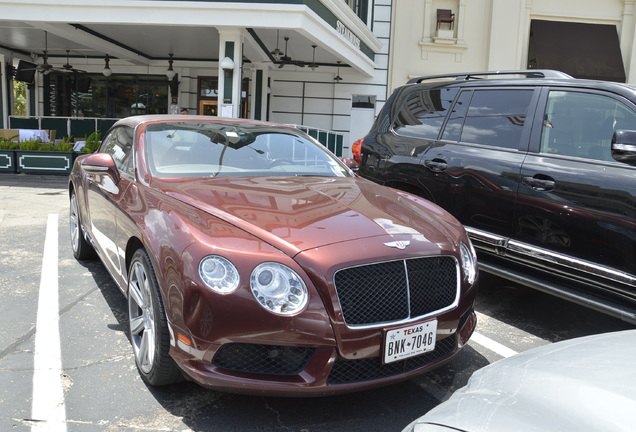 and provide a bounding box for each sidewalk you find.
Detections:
[0,173,69,189]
